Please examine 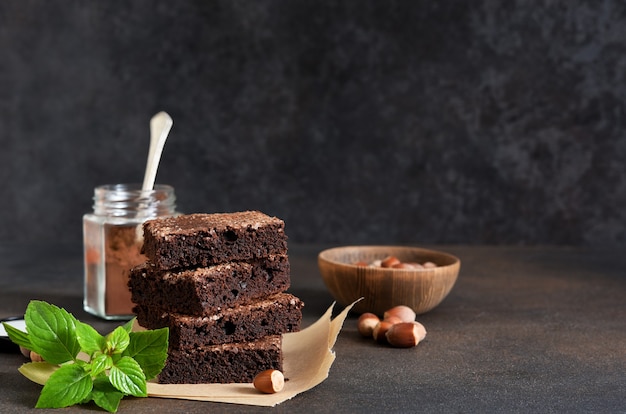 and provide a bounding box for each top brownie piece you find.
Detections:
[142,211,288,270]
